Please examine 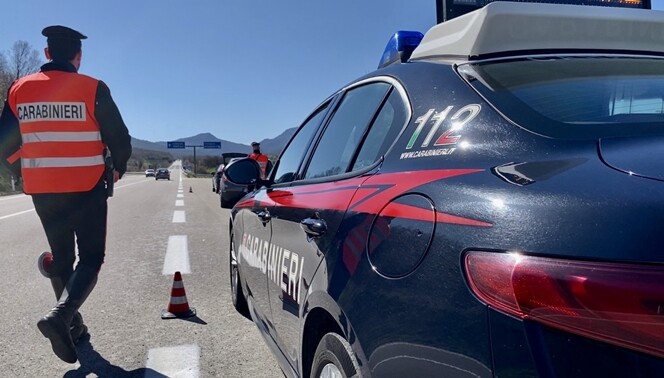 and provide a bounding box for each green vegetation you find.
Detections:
[0,171,20,194]
[128,148,174,172]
